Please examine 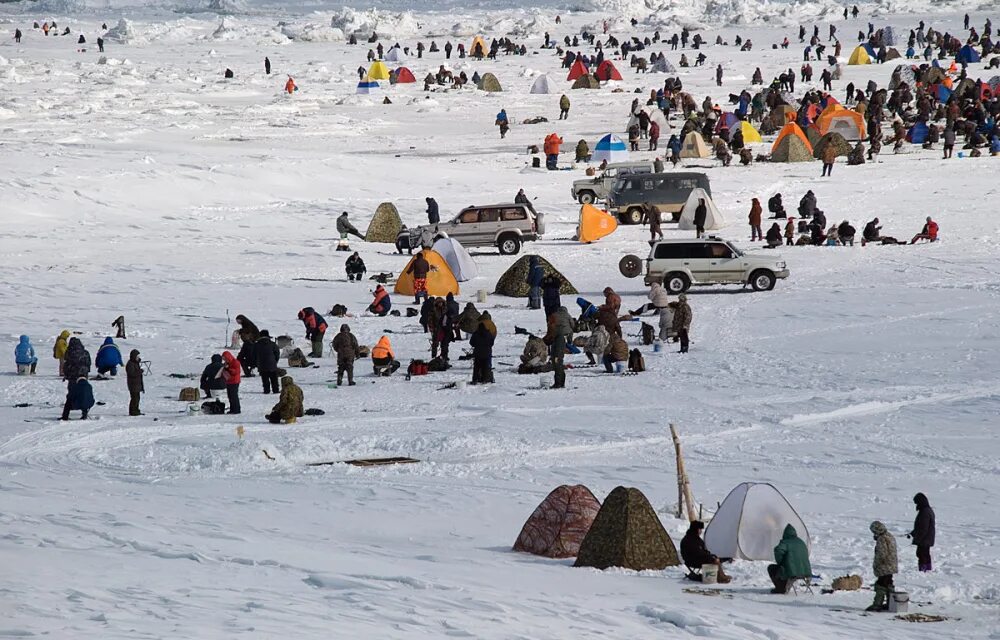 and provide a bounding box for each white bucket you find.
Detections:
[888,591,909,613]
[701,564,719,585]
[540,376,548,389]
[615,361,625,373]
[455,380,467,390]
[477,289,488,303]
